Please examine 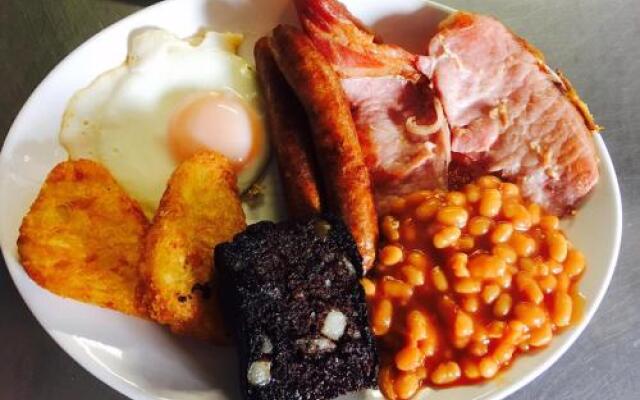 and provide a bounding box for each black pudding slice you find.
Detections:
[215,215,379,400]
